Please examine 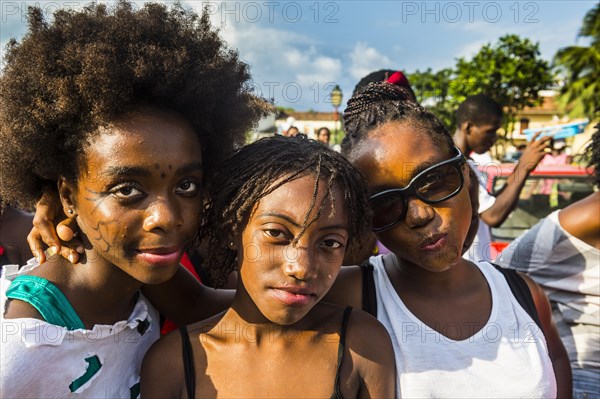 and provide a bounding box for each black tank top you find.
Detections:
[180,306,353,399]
